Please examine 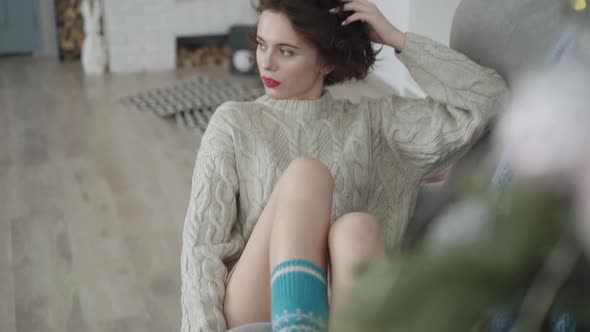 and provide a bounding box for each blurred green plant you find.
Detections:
[333,182,590,332]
